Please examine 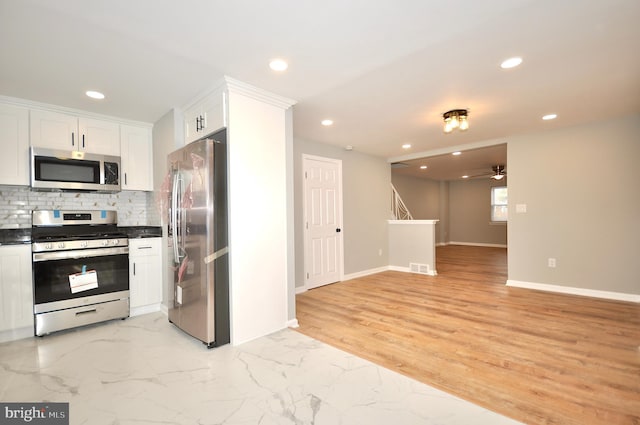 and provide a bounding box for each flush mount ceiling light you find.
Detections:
[452,151,462,156]
[402,143,412,149]
[542,113,557,120]
[420,165,427,170]
[269,59,288,71]
[85,90,105,100]
[443,109,469,133]
[501,57,523,69]
[321,119,333,126]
